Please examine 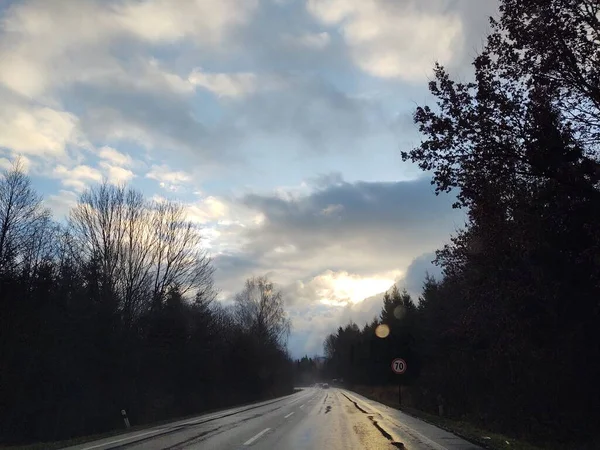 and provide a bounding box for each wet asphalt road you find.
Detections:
[64,388,481,450]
